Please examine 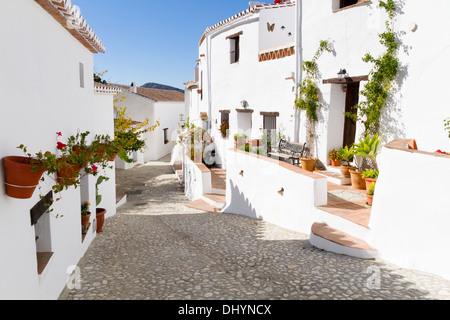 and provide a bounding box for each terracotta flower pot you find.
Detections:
[57,160,82,186]
[81,213,91,226]
[349,170,366,190]
[340,165,355,177]
[331,159,340,167]
[364,178,377,190]
[366,194,373,206]
[3,156,45,199]
[96,208,106,233]
[300,157,317,172]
